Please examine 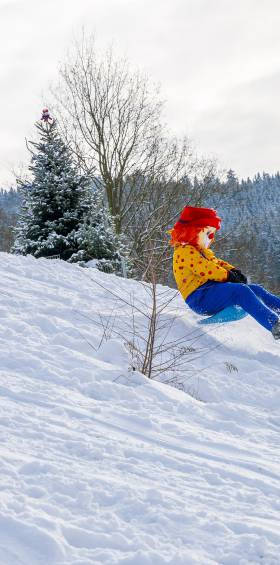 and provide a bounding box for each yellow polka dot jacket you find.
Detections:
[173,244,235,300]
